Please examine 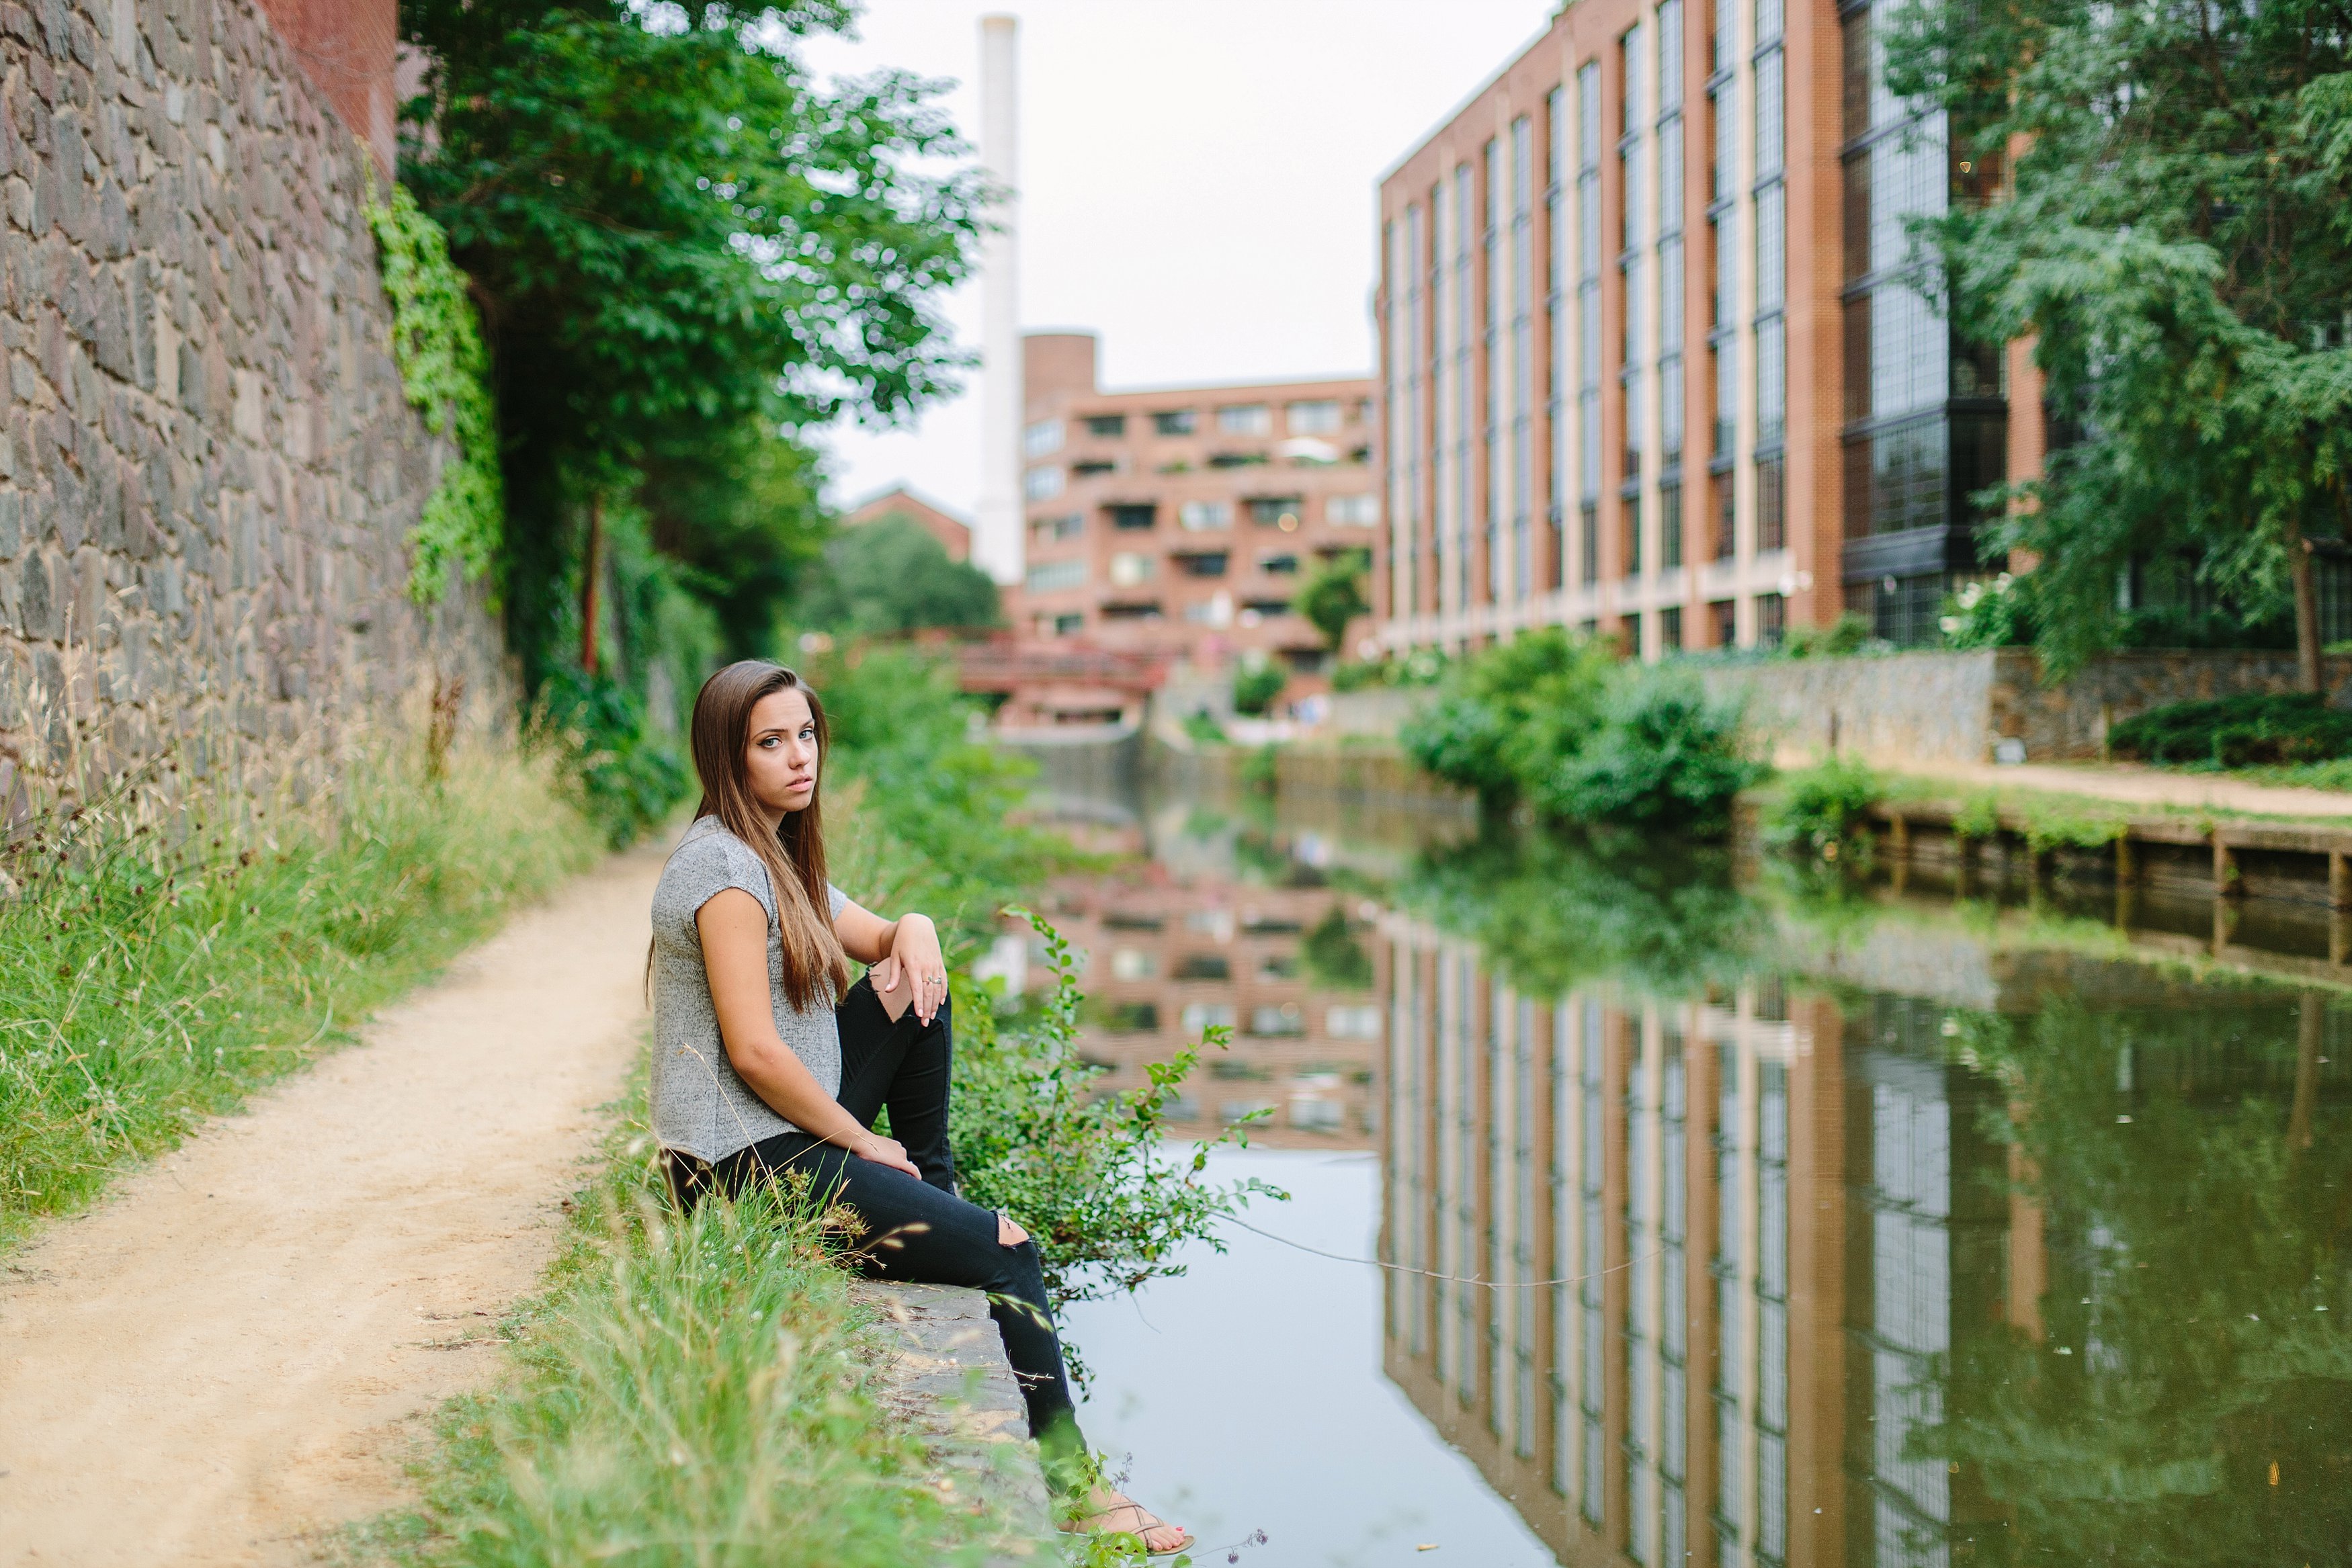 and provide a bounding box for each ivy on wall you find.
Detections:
[364,176,504,605]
